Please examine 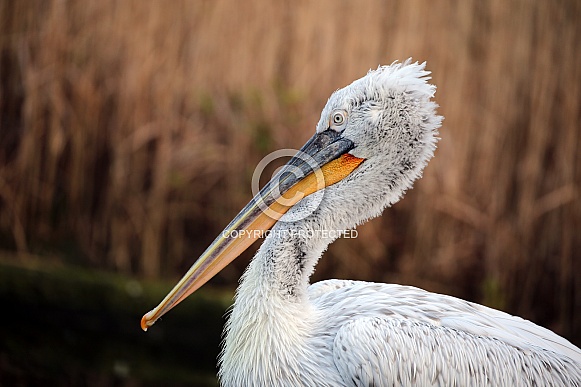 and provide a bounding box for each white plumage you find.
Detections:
[144,60,581,386]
